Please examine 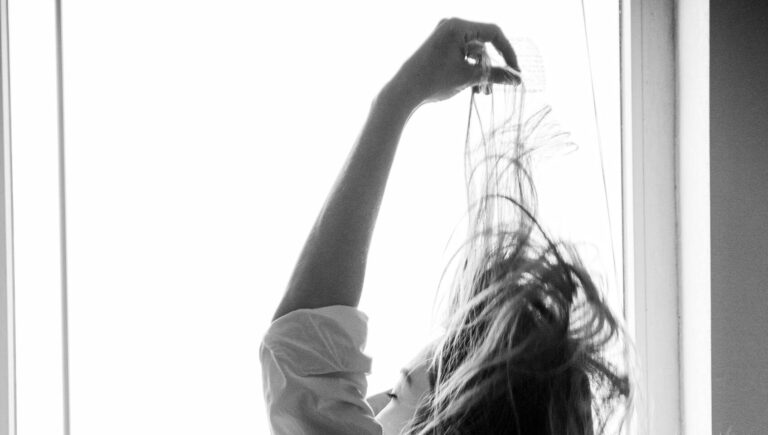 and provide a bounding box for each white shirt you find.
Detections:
[260,305,383,435]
